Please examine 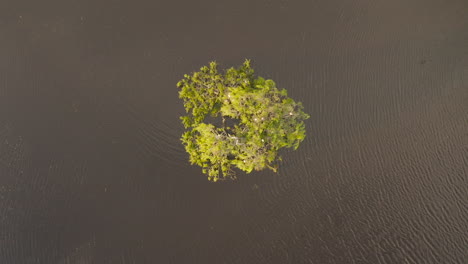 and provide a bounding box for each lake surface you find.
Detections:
[0,0,467,263]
